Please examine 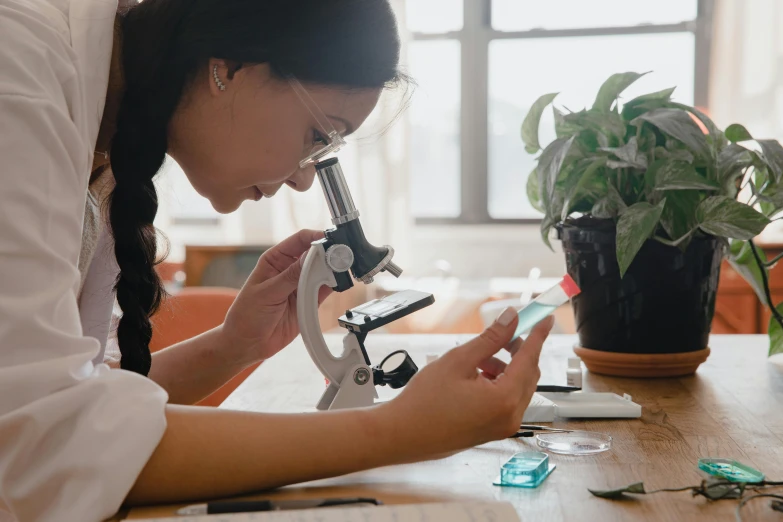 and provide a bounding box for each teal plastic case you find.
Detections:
[493,451,556,488]
[698,458,764,483]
